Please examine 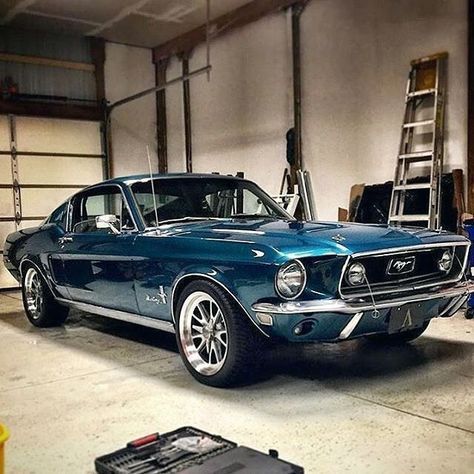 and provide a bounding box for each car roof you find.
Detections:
[104,173,246,186]
[60,173,249,207]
